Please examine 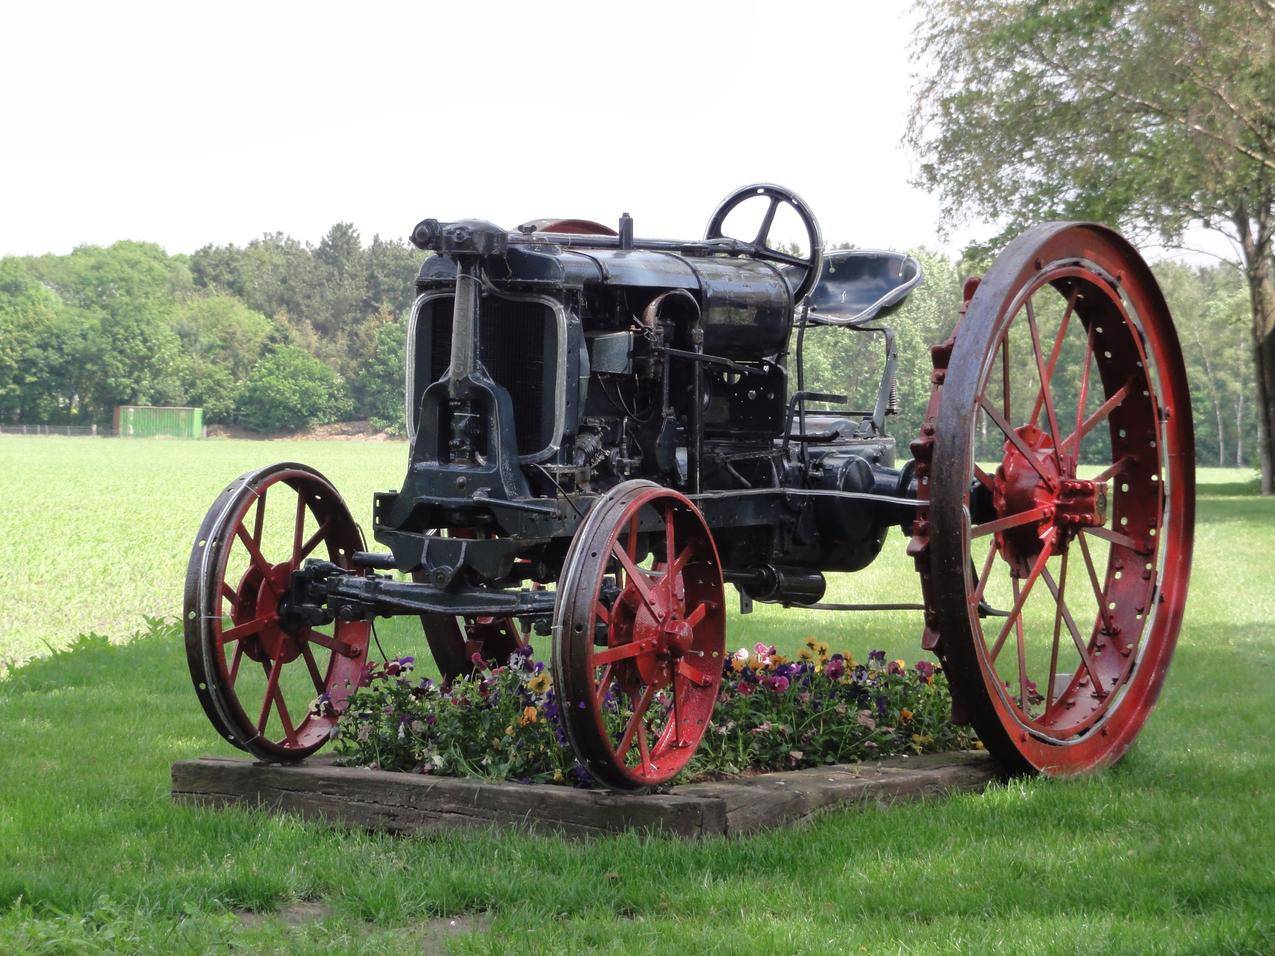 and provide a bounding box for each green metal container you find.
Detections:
[113,405,204,438]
